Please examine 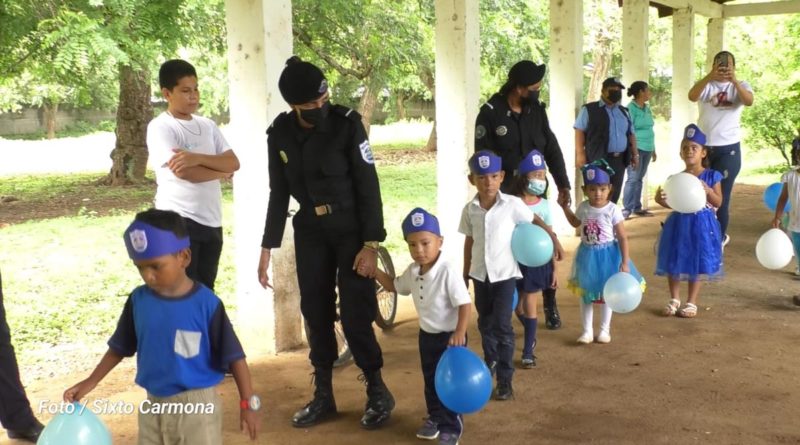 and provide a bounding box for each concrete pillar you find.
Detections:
[549,0,583,229]
[622,0,651,209]
[225,0,301,357]
[706,17,725,72]
[434,0,480,263]
[671,8,695,153]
